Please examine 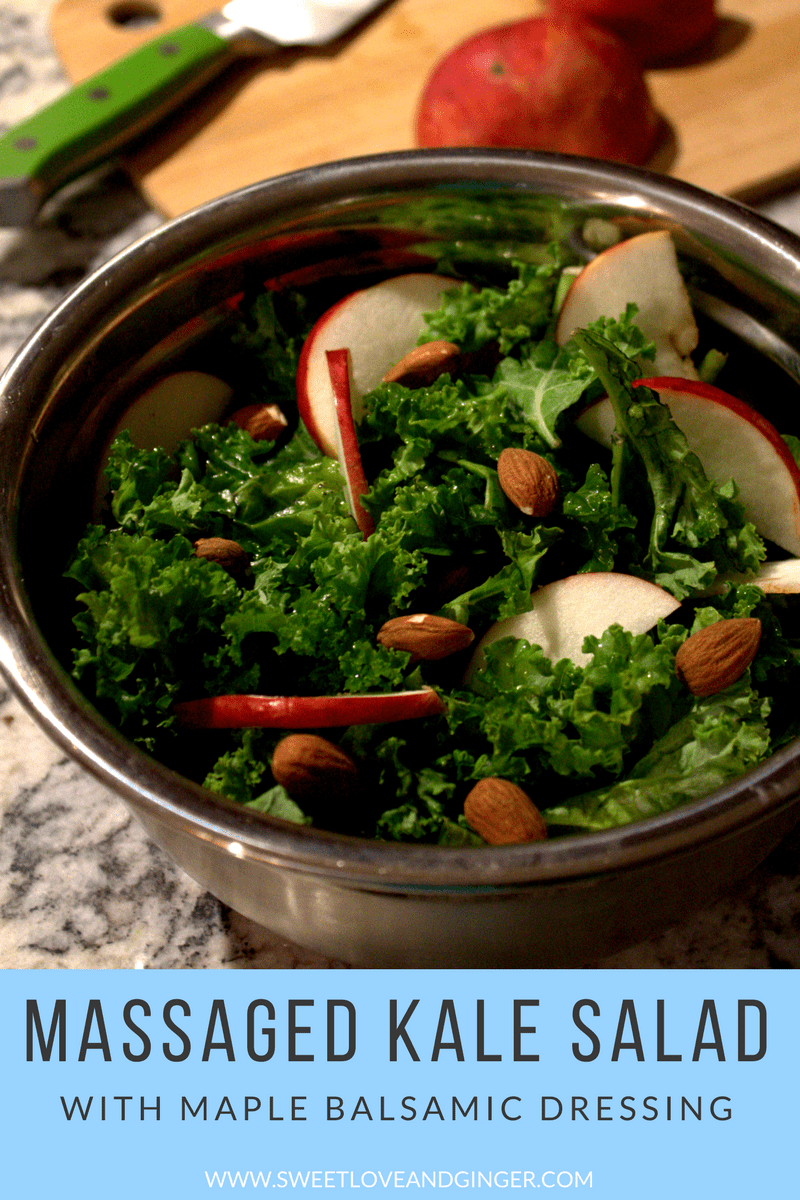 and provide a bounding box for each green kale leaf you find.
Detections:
[485,303,656,448]
[561,463,638,572]
[446,624,680,788]
[543,677,771,830]
[417,261,560,354]
[574,330,765,597]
